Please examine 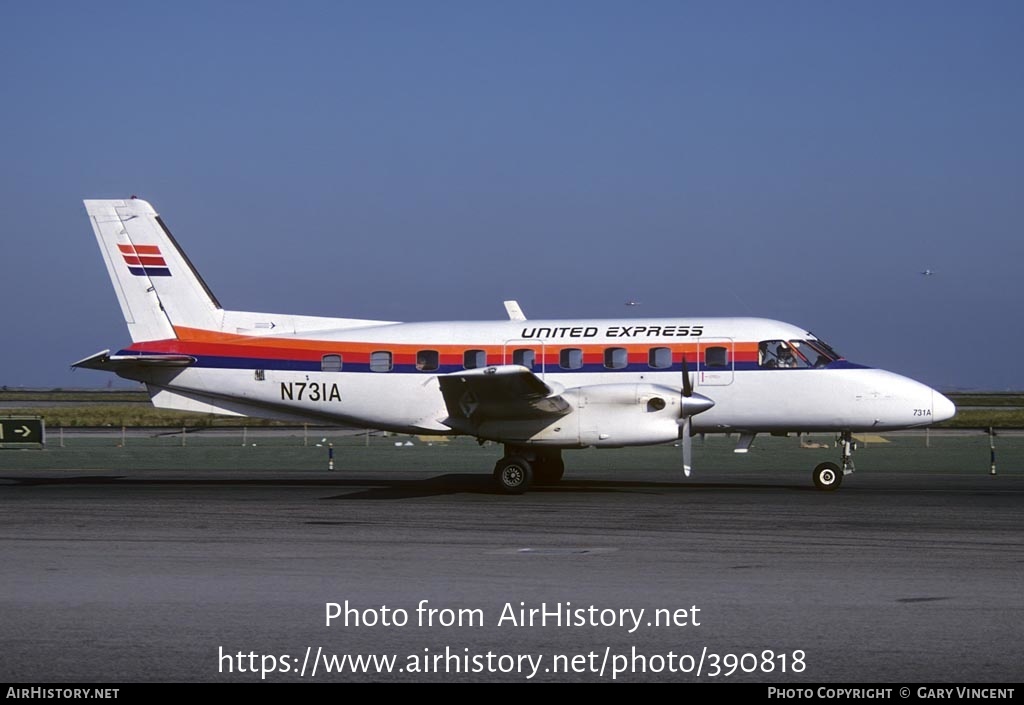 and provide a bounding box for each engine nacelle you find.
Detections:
[570,383,683,446]
[475,383,683,447]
